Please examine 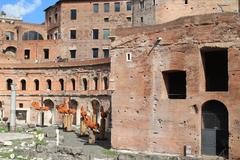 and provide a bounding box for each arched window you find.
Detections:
[34,79,39,91]
[5,31,14,40]
[103,77,109,90]
[71,79,76,91]
[4,46,17,55]
[21,79,26,90]
[7,79,13,90]
[59,79,64,91]
[94,77,98,90]
[83,78,87,91]
[46,79,52,90]
[22,31,43,40]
